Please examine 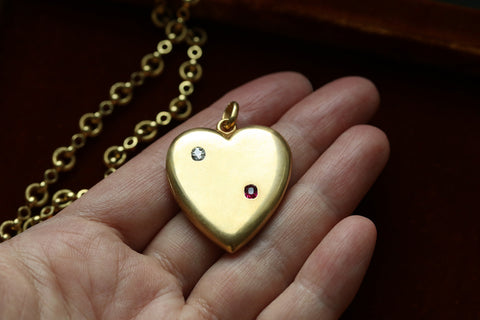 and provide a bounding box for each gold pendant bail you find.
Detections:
[217,101,239,137]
